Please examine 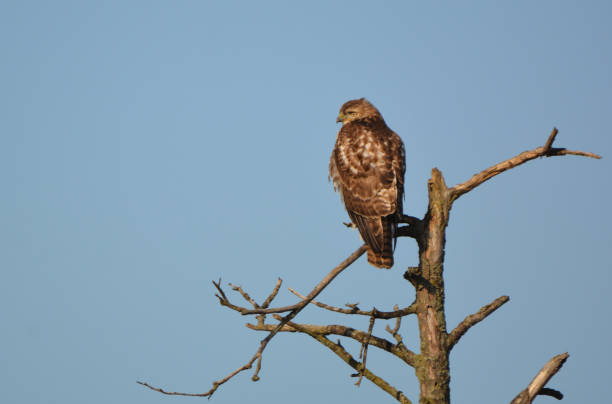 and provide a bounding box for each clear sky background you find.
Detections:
[2,1,611,403]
